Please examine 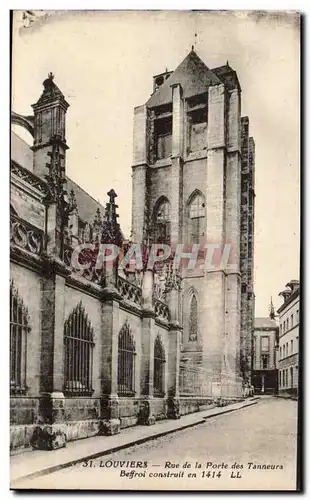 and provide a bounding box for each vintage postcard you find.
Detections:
[10,10,301,491]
